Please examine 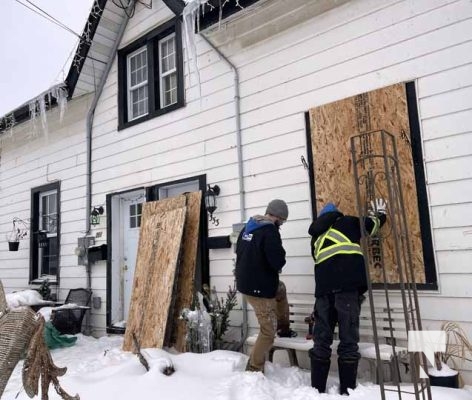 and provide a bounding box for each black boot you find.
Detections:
[338,358,358,395]
[309,350,331,393]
